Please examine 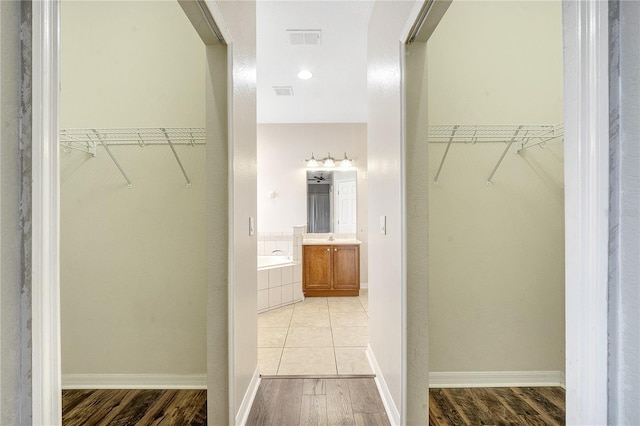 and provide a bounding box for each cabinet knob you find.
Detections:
[327,248,330,251]
[334,248,337,251]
